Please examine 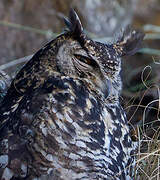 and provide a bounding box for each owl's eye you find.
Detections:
[74,54,92,64]
[74,54,98,68]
